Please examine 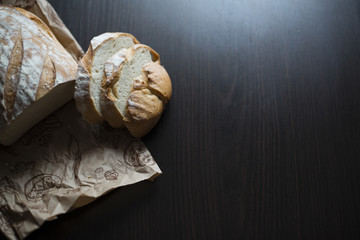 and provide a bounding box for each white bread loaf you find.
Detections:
[0,6,78,145]
[74,32,140,123]
[75,36,172,138]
